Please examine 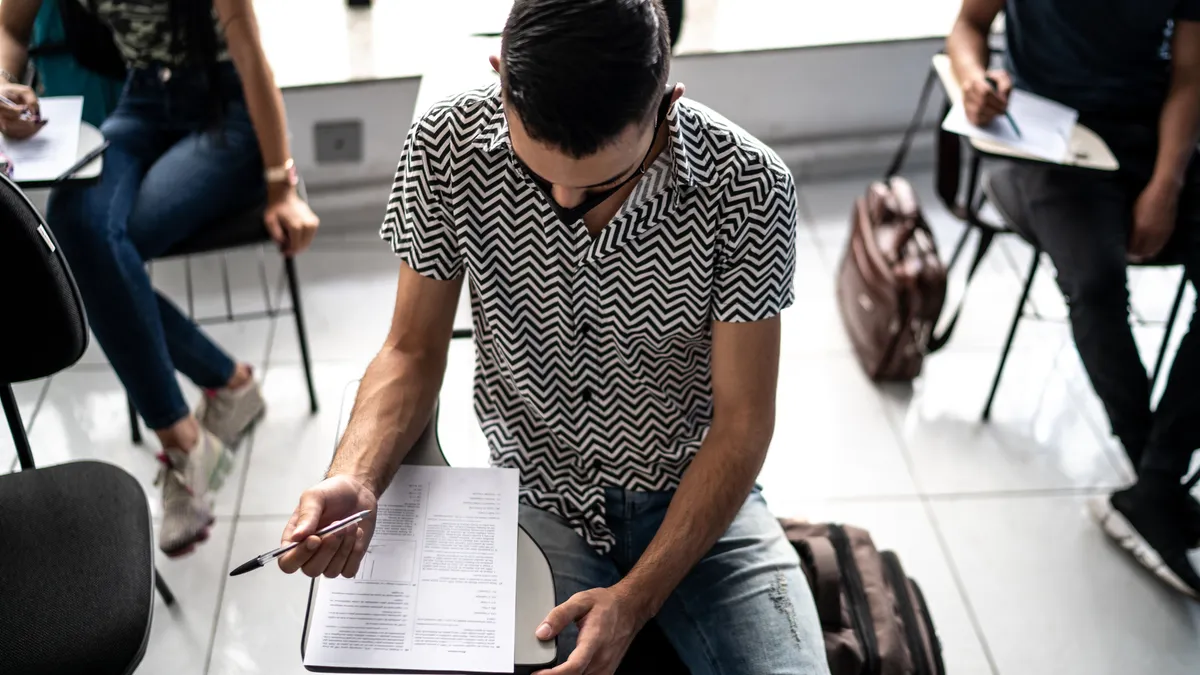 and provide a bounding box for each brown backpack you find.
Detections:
[782,521,946,675]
